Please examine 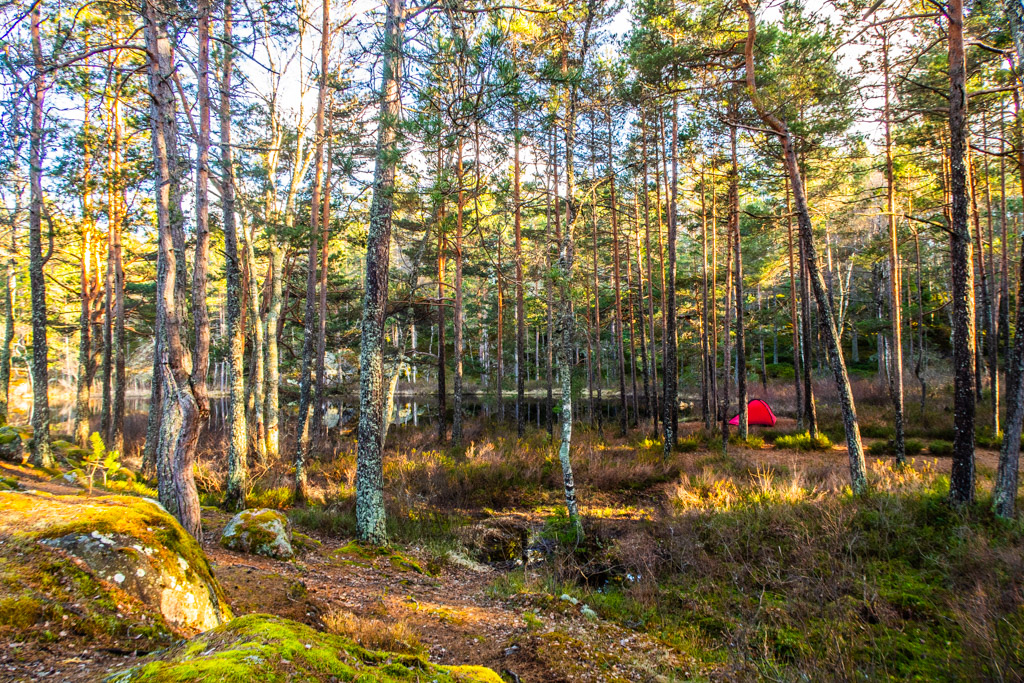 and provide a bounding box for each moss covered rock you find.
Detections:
[106,613,504,683]
[0,425,25,464]
[0,490,231,637]
[220,508,294,560]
